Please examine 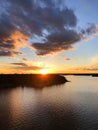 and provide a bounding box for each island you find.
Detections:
[0,74,68,89]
